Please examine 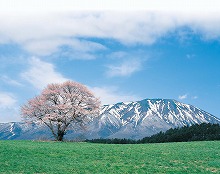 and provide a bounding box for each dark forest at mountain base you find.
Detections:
[86,123,220,144]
